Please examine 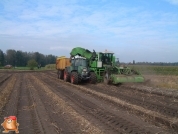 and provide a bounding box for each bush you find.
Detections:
[45,64,56,70]
[27,59,38,70]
